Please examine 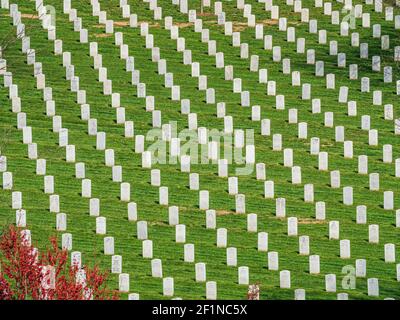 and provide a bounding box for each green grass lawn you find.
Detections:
[0,0,399,299]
